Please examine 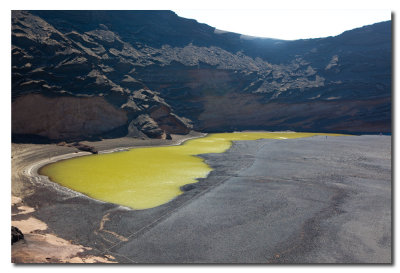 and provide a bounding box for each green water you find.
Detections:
[39,132,344,209]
